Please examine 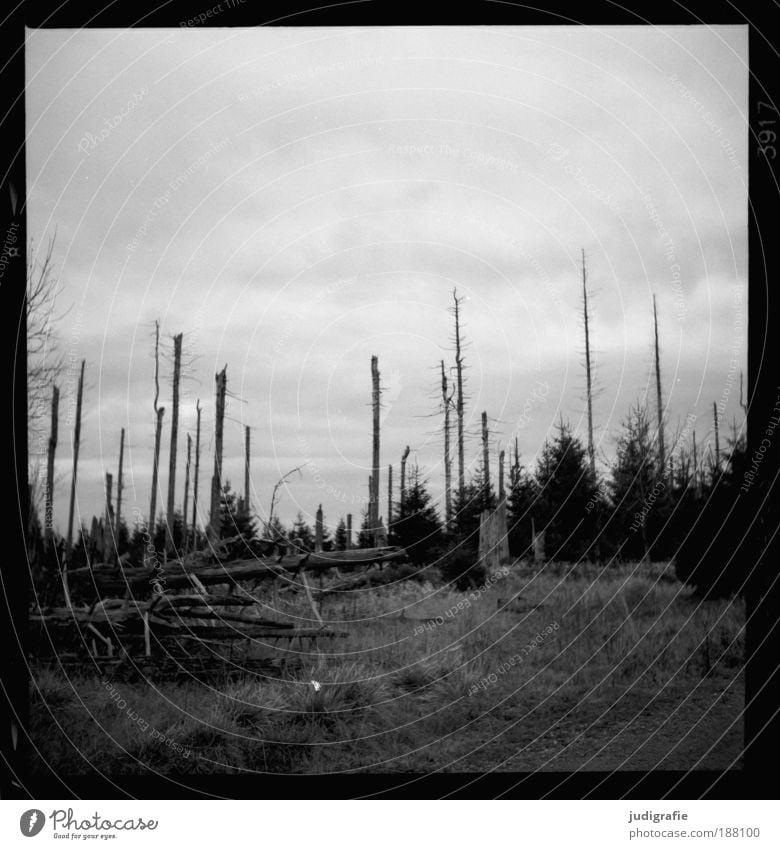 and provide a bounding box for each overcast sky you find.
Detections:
[26,25,748,536]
